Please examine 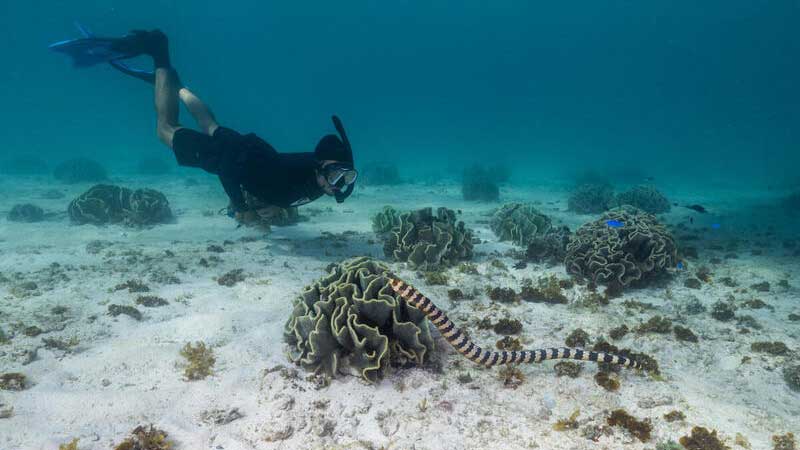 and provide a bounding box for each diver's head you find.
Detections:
[314,117,356,203]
